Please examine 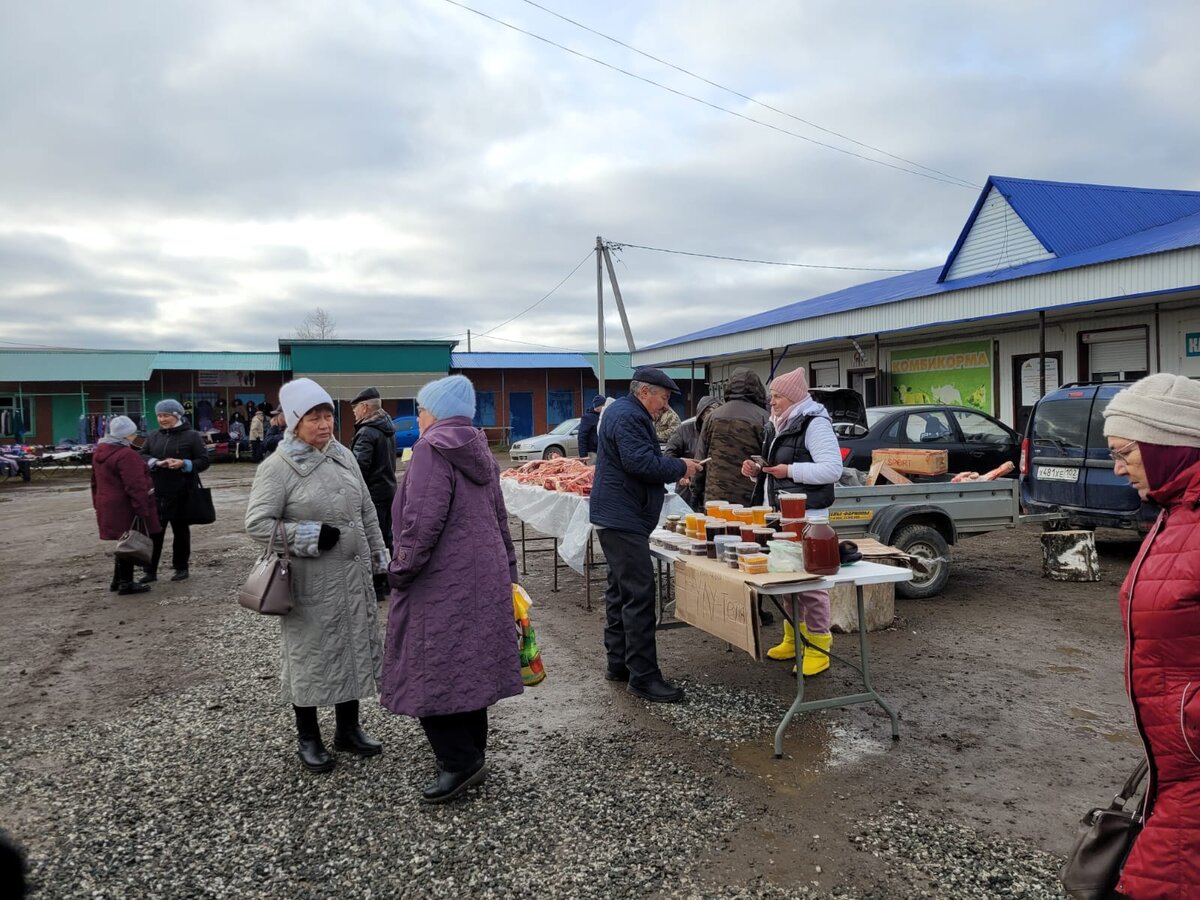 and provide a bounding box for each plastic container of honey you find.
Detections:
[778,492,807,519]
